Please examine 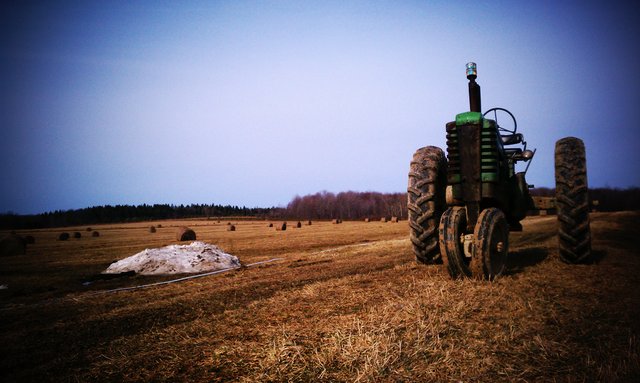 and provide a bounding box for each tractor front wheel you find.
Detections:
[439,207,471,278]
[471,208,509,280]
